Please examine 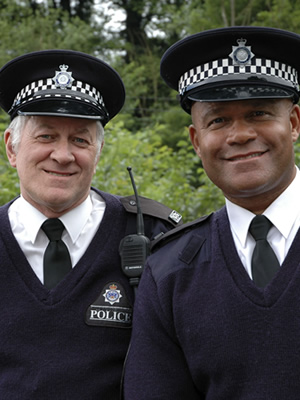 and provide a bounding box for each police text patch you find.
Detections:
[85,282,132,328]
